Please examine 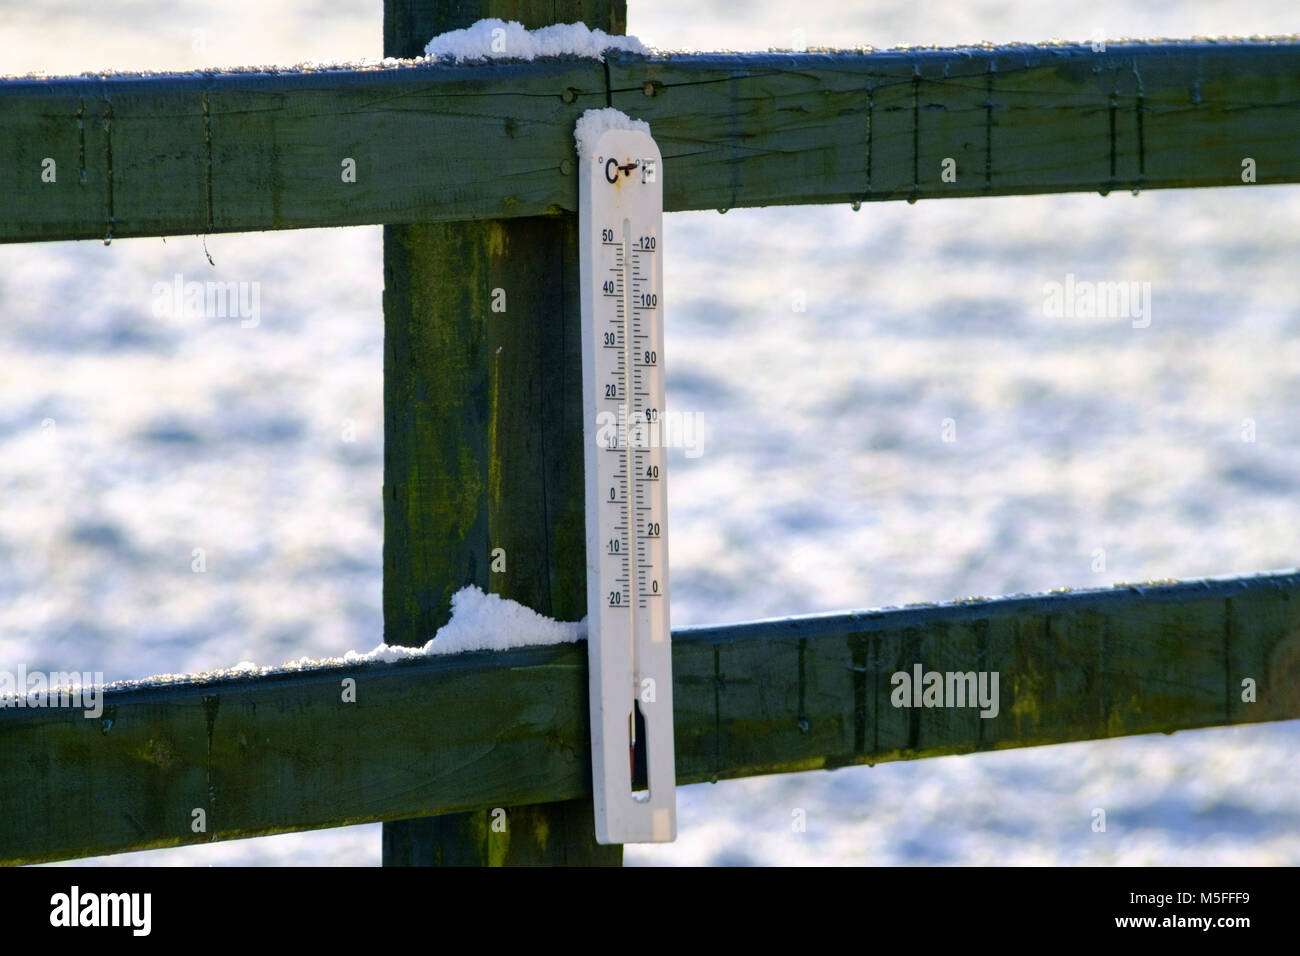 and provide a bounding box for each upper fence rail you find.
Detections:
[1,38,1298,243]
